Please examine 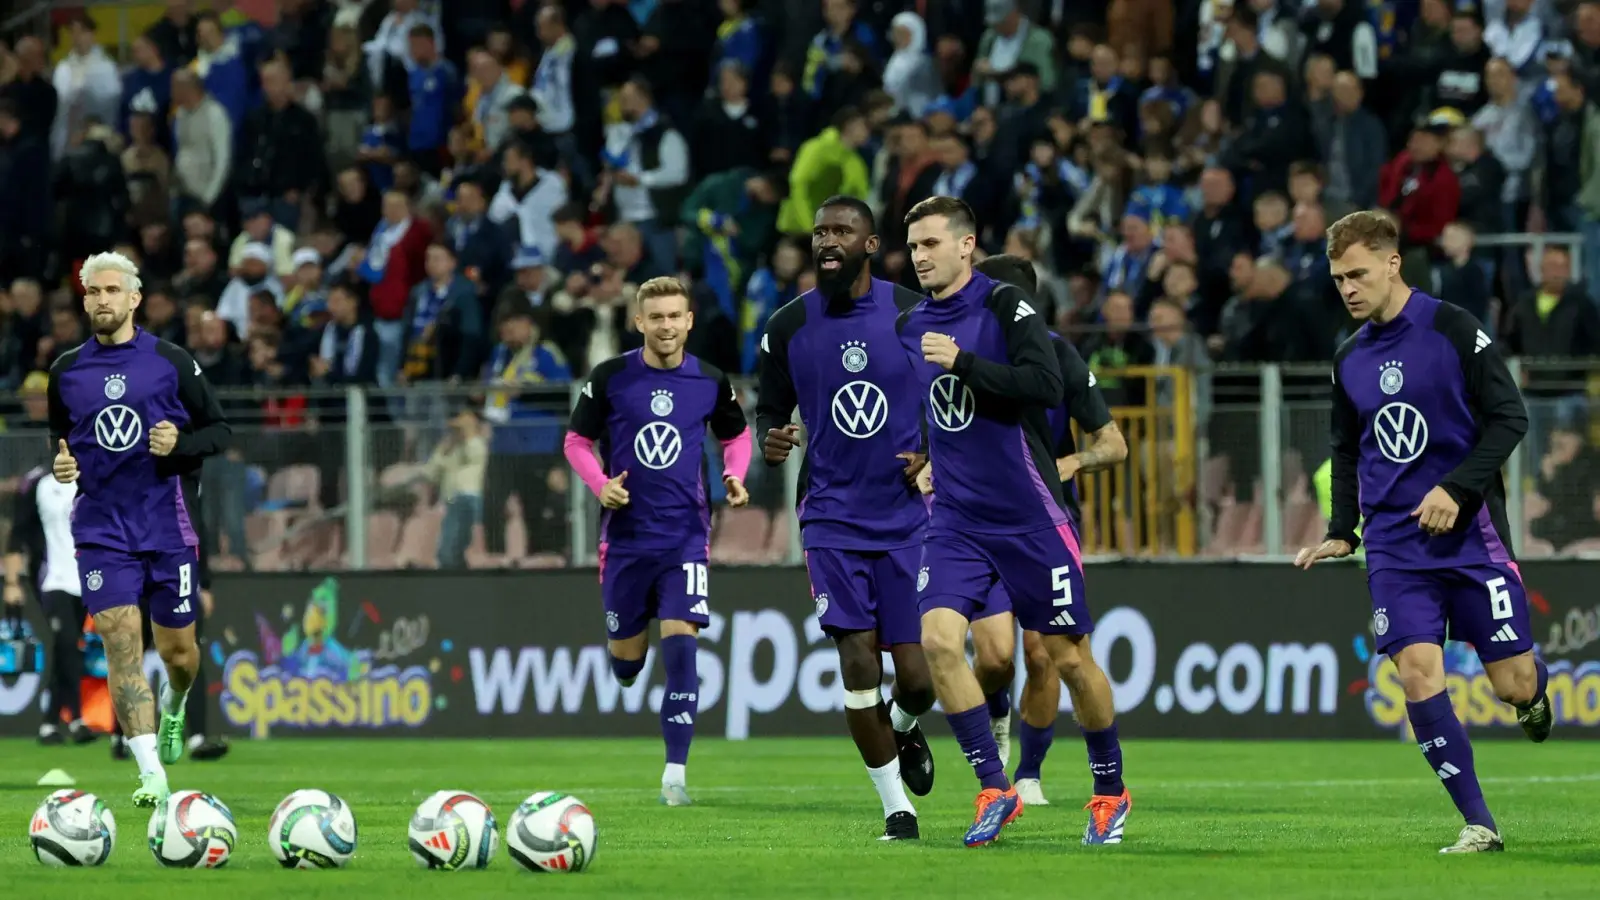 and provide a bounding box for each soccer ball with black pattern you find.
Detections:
[507,791,597,874]
[407,790,498,870]
[30,790,116,867]
[147,790,237,868]
[267,789,358,869]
